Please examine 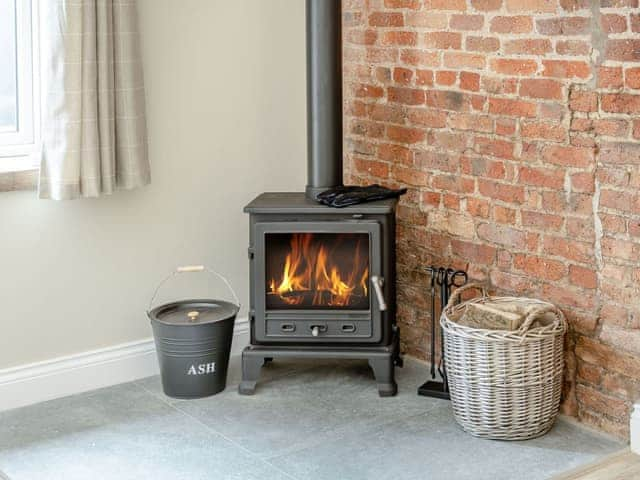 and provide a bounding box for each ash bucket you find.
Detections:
[148,266,240,399]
